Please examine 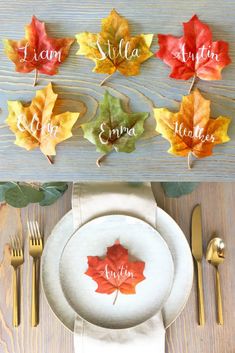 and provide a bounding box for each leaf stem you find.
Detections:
[96,151,113,167]
[188,75,197,94]
[33,69,38,87]
[187,152,193,170]
[113,290,119,305]
[96,154,106,167]
[46,155,54,165]
[100,73,114,86]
